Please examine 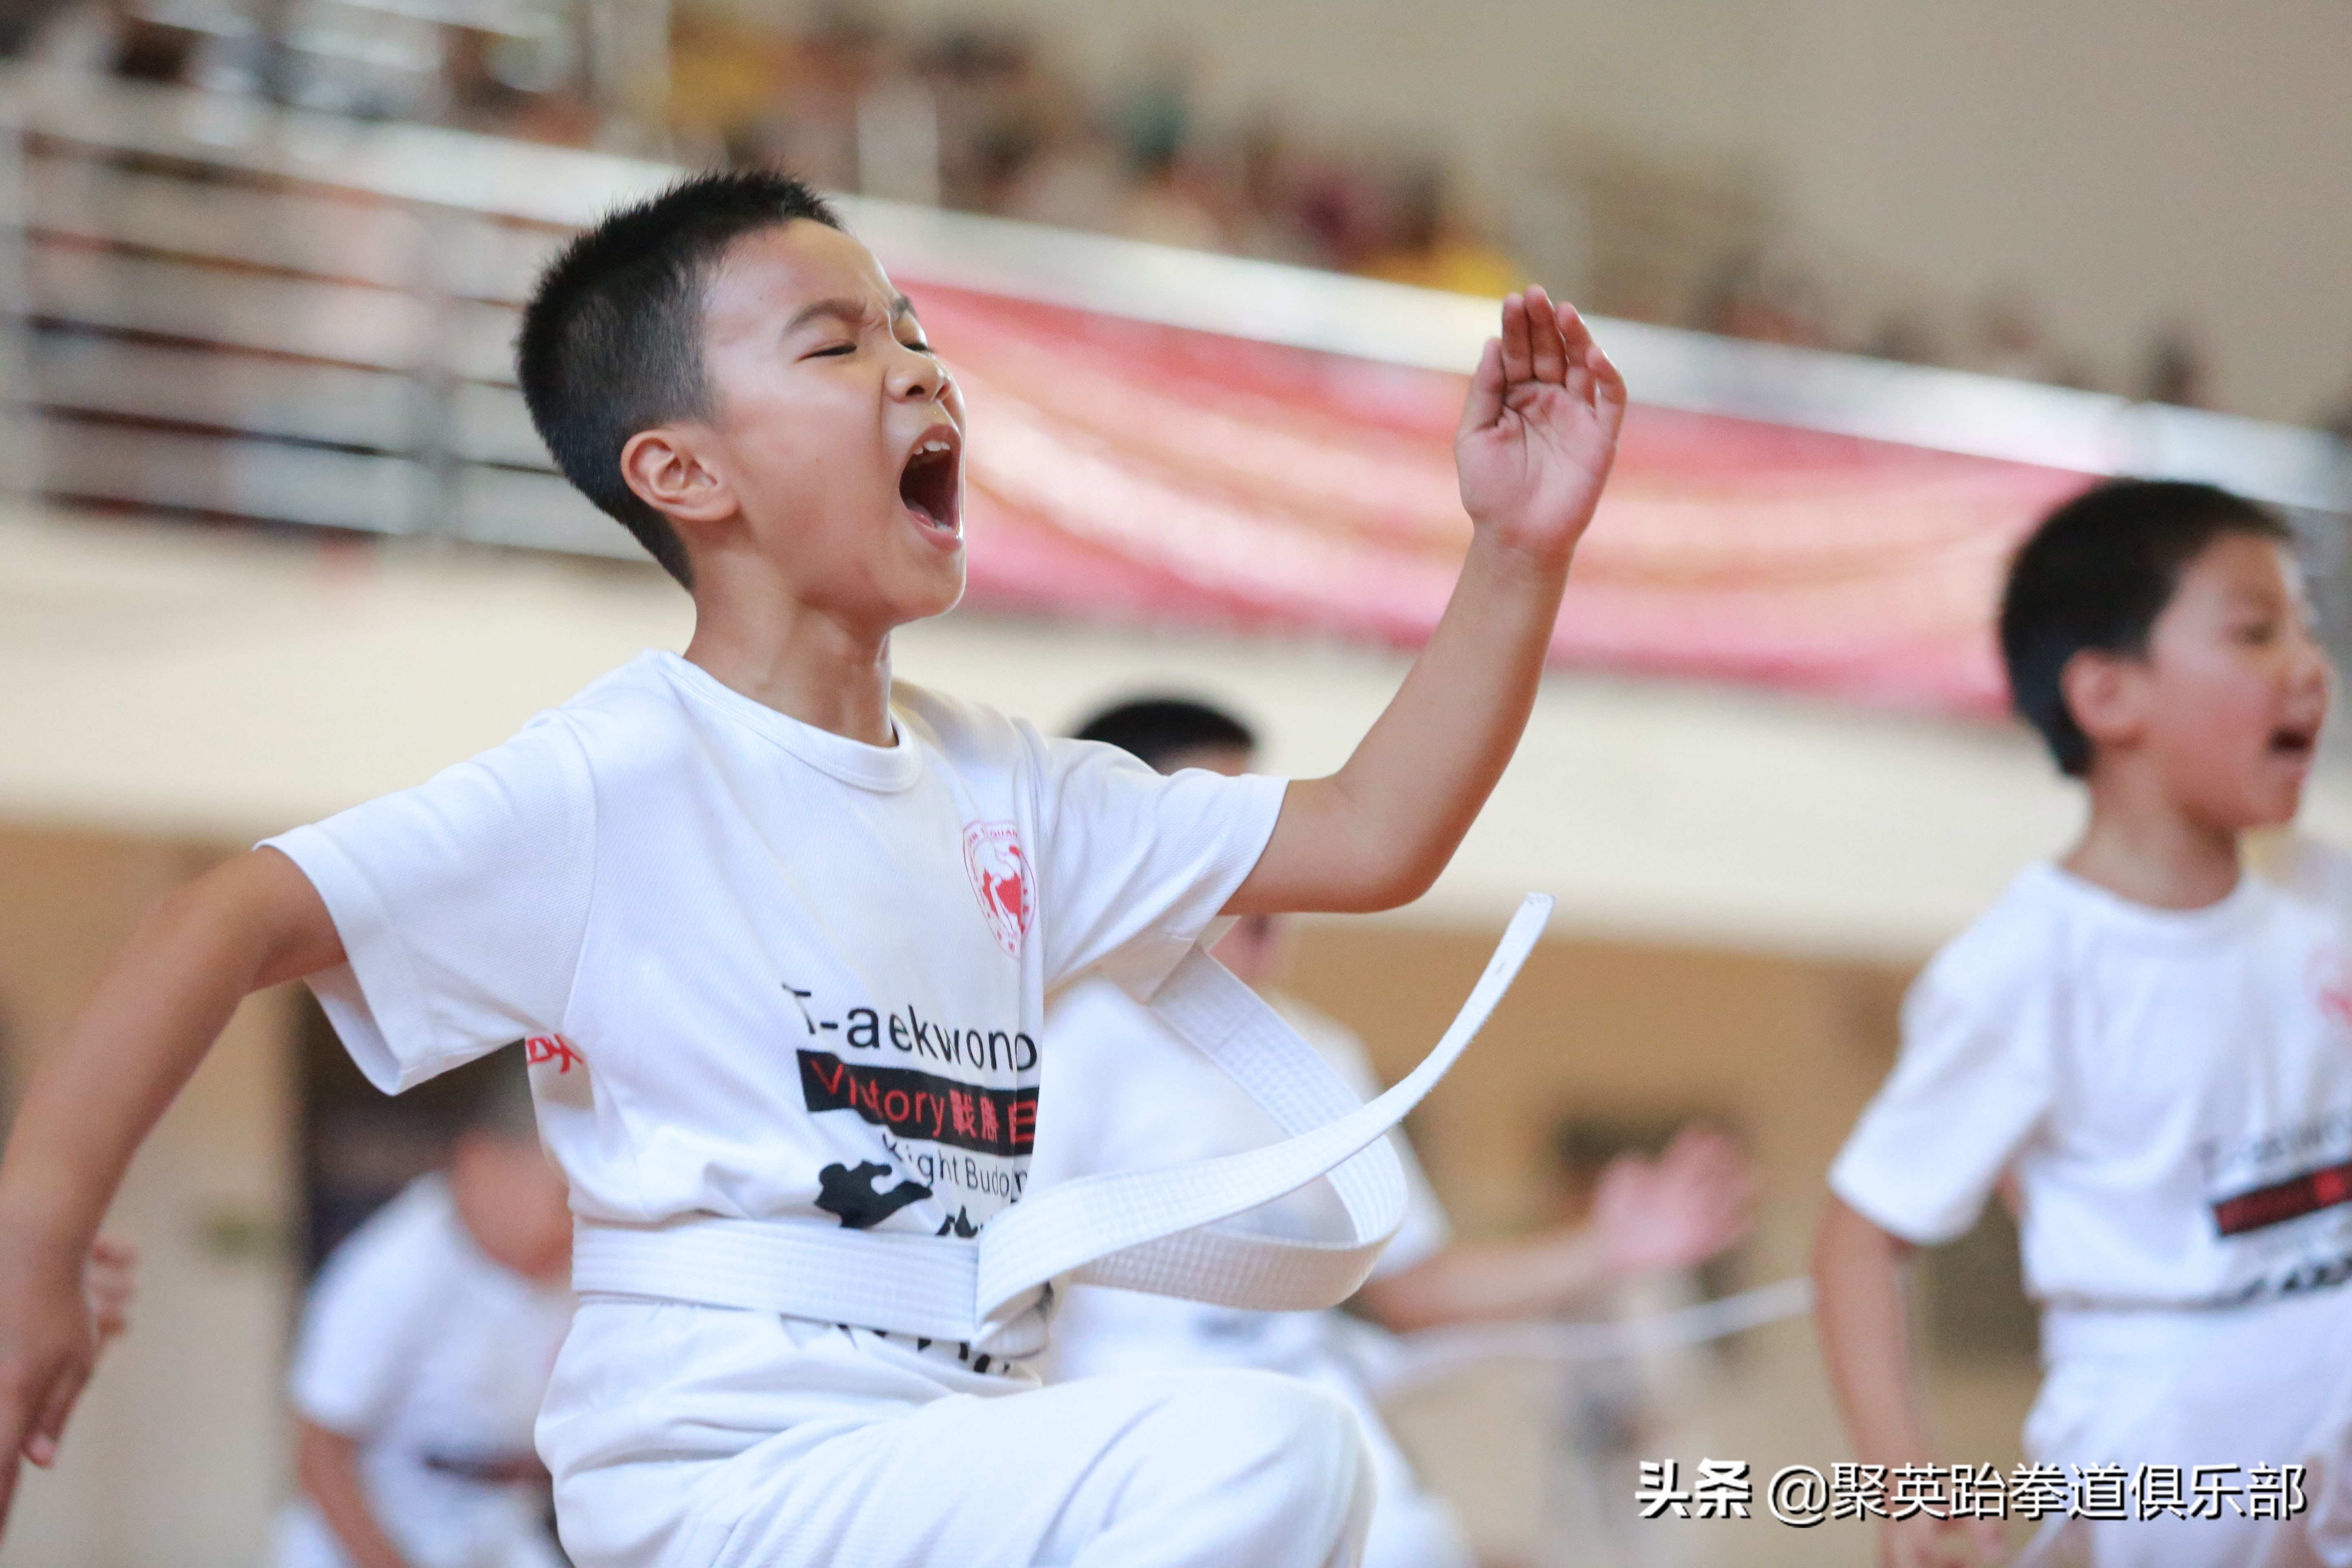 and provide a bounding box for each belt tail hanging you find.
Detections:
[976,893,1554,1332]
